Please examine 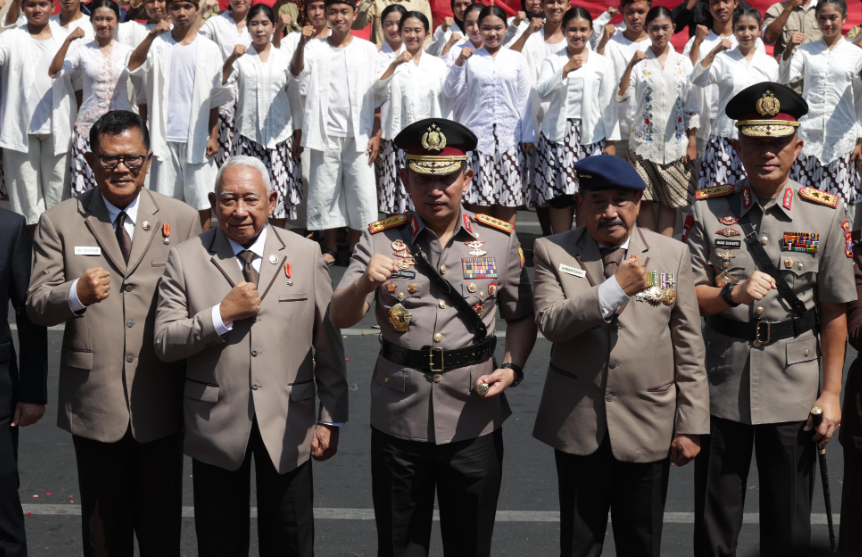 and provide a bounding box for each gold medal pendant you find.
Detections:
[715,271,739,287]
[389,303,412,332]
